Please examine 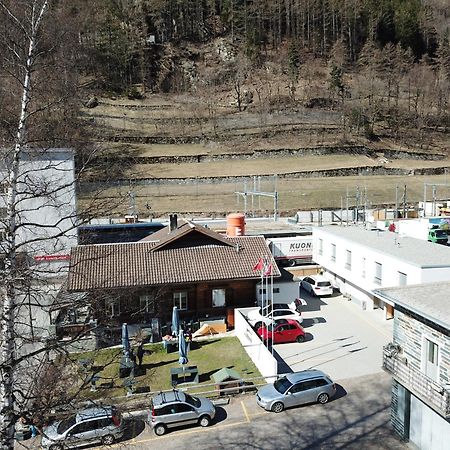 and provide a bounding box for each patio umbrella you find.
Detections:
[171,306,180,337]
[178,329,189,365]
[122,323,131,358]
